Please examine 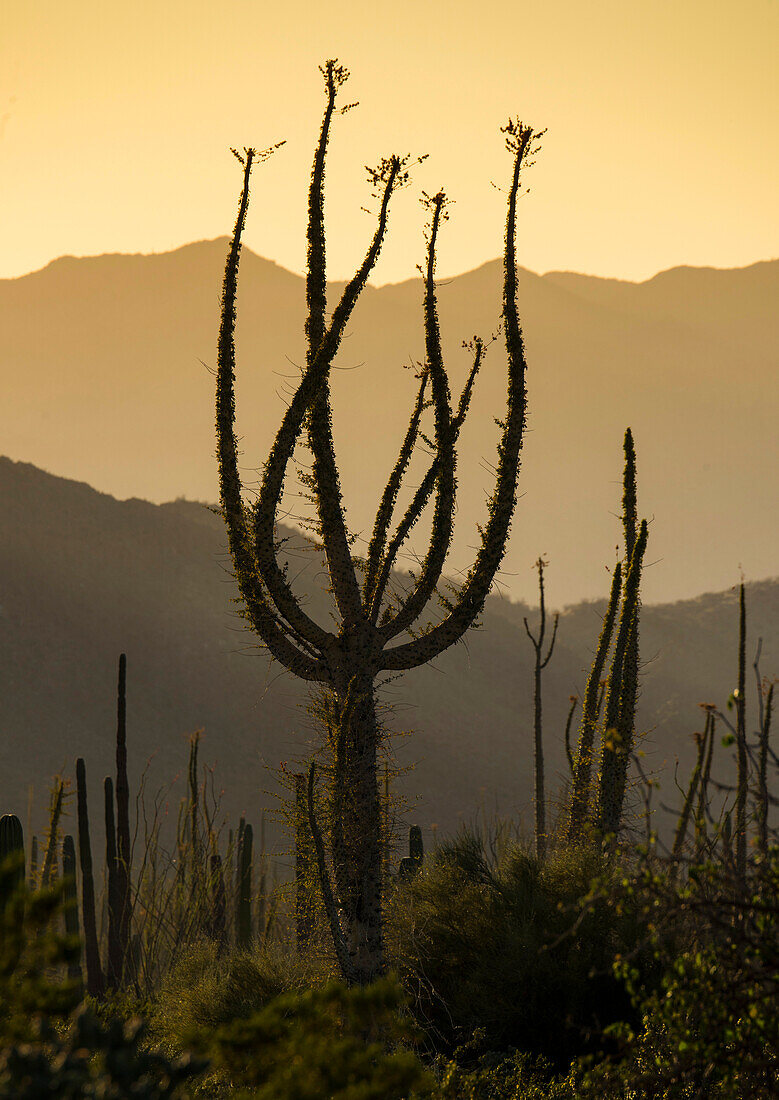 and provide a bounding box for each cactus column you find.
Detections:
[62,835,83,985]
[105,776,122,989]
[236,822,253,949]
[0,814,25,904]
[523,558,559,860]
[114,654,132,984]
[76,757,105,997]
[596,520,649,838]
